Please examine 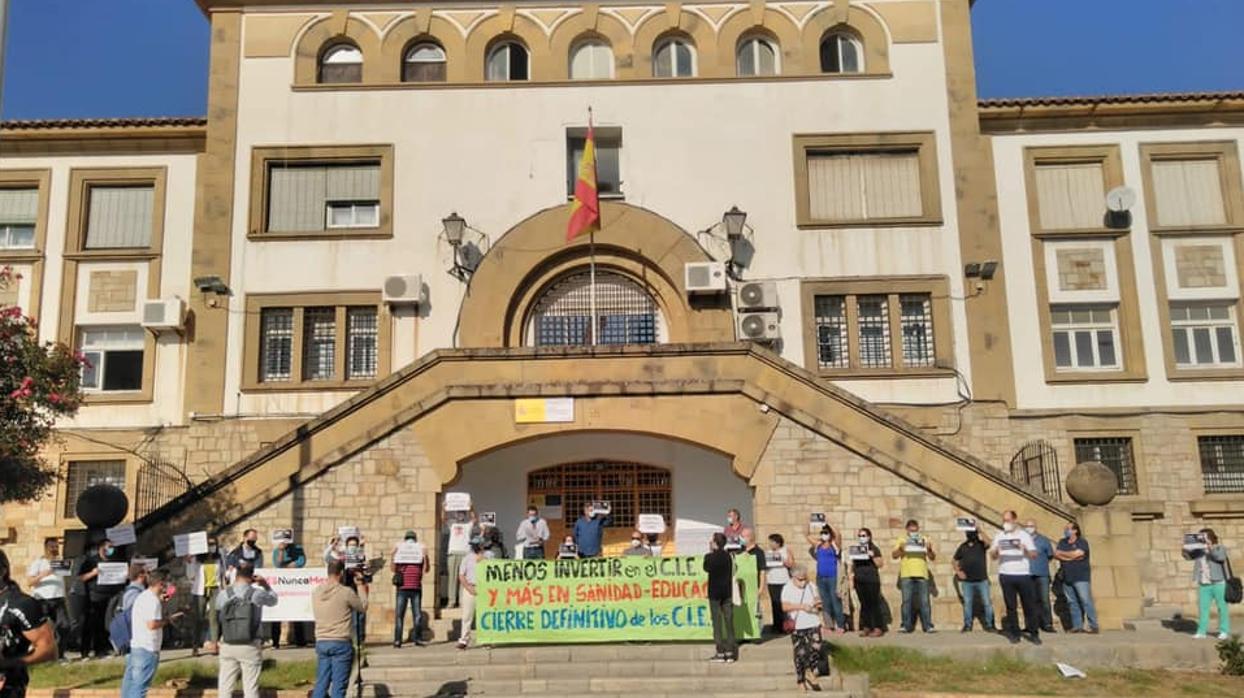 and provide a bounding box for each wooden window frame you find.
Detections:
[248,145,395,240]
[792,132,942,229]
[65,167,167,258]
[800,275,954,379]
[0,169,52,322]
[242,291,392,392]
[1025,145,1146,384]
